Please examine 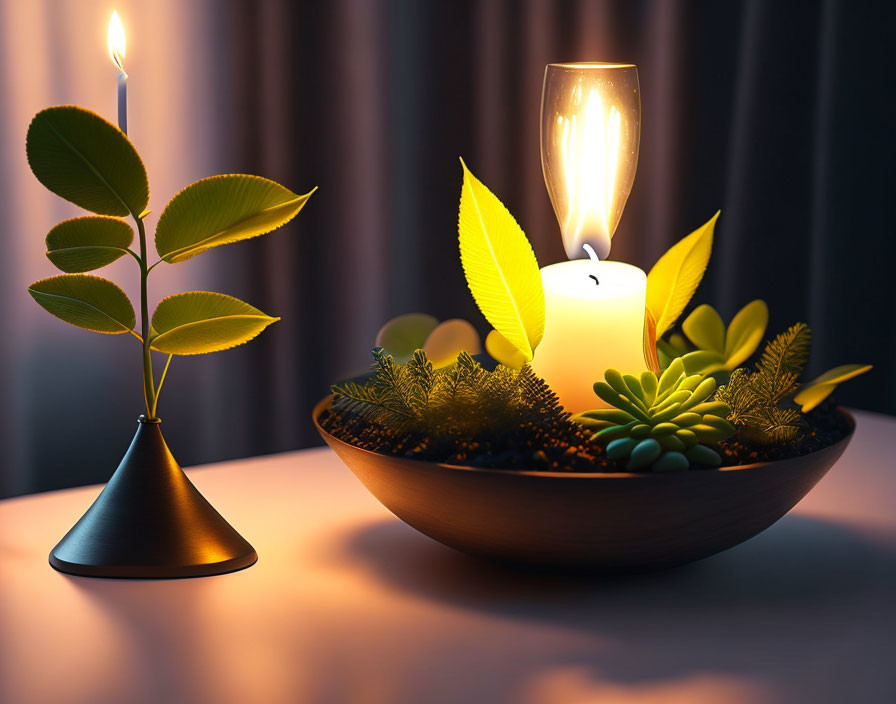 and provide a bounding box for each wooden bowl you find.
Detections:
[314,398,855,571]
